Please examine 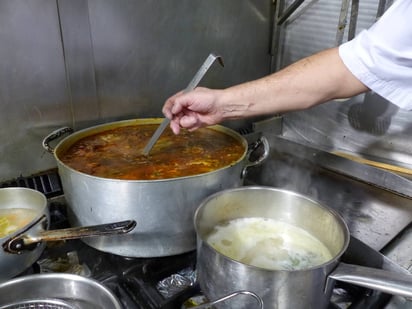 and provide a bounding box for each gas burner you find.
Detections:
[112,252,197,309]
